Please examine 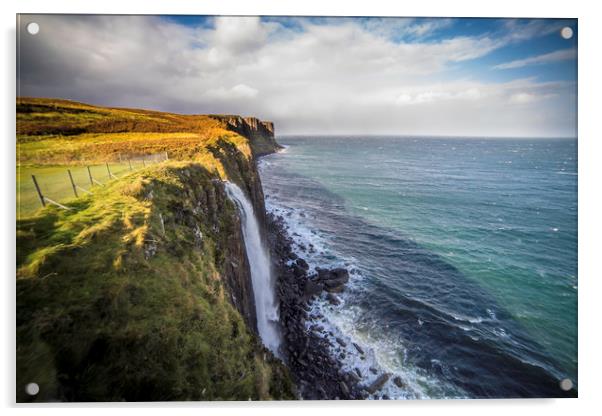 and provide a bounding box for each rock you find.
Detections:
[393,376,404,388]
[296,258,309,270]
[325,285,345,293]
[369,367,378,375]
[355,368,362,378]
[326,293,341,305]
[293,265,306,278]
[352,343,364,354]
[335,337,347,348]
[366,373,391,394]
[316,268,350,292]
[143,240,157,259]
[289,252,299,260]
[303,280,324,298]
[348,371,361,383]
[339,381,350,396]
